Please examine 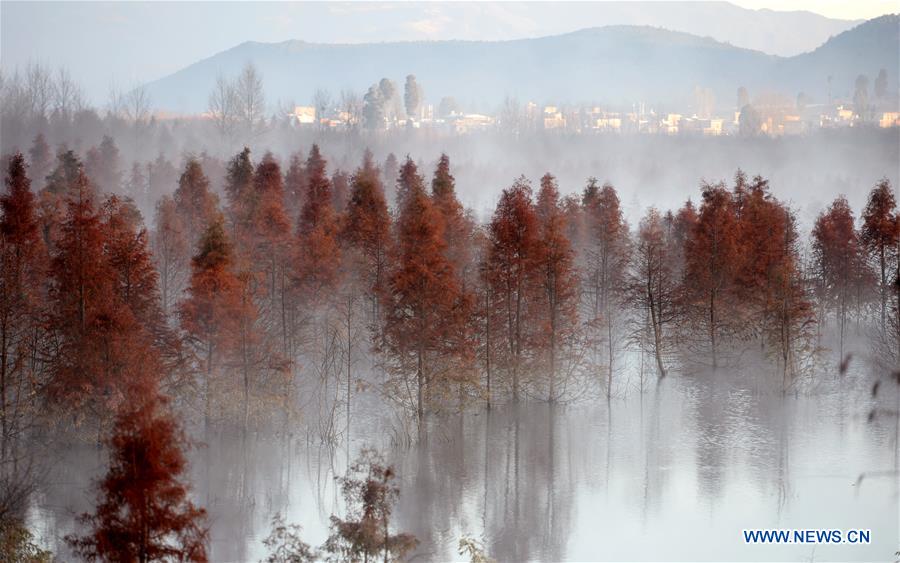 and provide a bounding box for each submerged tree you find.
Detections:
[485,177,541,402]
[860,179,899,344]
[324,449,417,562]
[382,158,471,422]
[812,196,861,358]
[627,208,676,378]
[262,513,315,563]
[67,391,208,562]
[295,144,341,302]
[179,218,242,427]
[534,174,578,400]
[0,153,46,458]
[581,179,628,394]
[683,182,741,369]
